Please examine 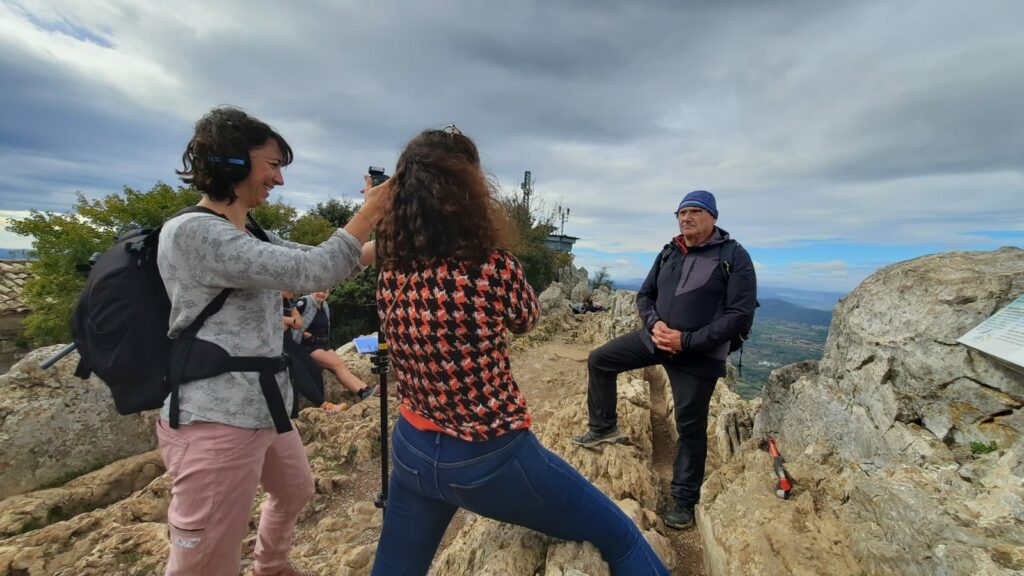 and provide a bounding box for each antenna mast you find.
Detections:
[521,171,533,212]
